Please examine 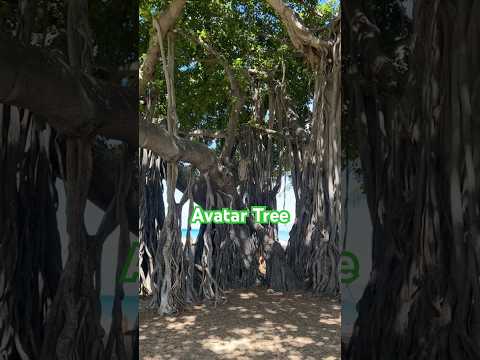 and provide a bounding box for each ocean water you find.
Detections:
[100,295,138,331]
